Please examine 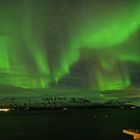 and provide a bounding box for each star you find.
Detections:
[62,7,65,11]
